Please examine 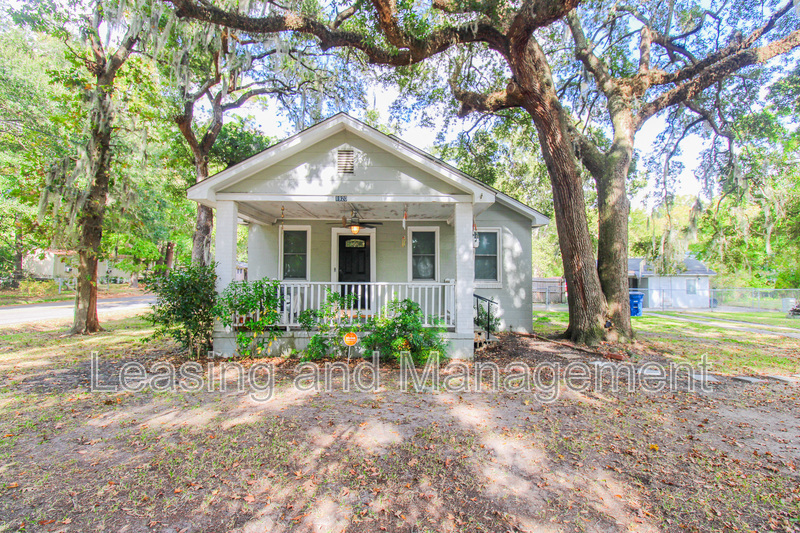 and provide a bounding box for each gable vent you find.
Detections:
[337,149,355,174]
